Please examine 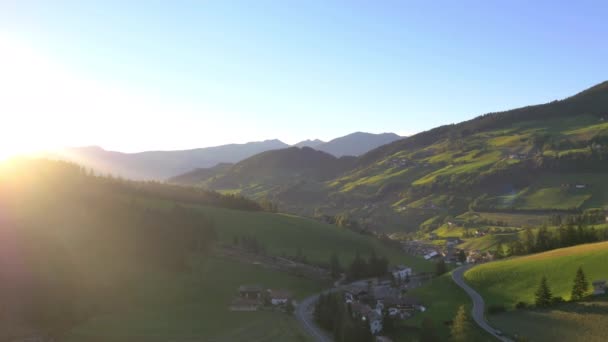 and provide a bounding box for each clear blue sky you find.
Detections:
[1,0,607,153]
